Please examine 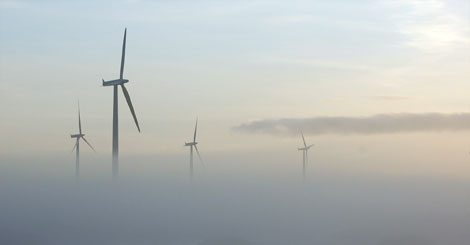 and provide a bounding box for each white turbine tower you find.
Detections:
[185,118,204,180]
[71,103,96,179]
[298,131,314,181]
[102,28,140,178]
